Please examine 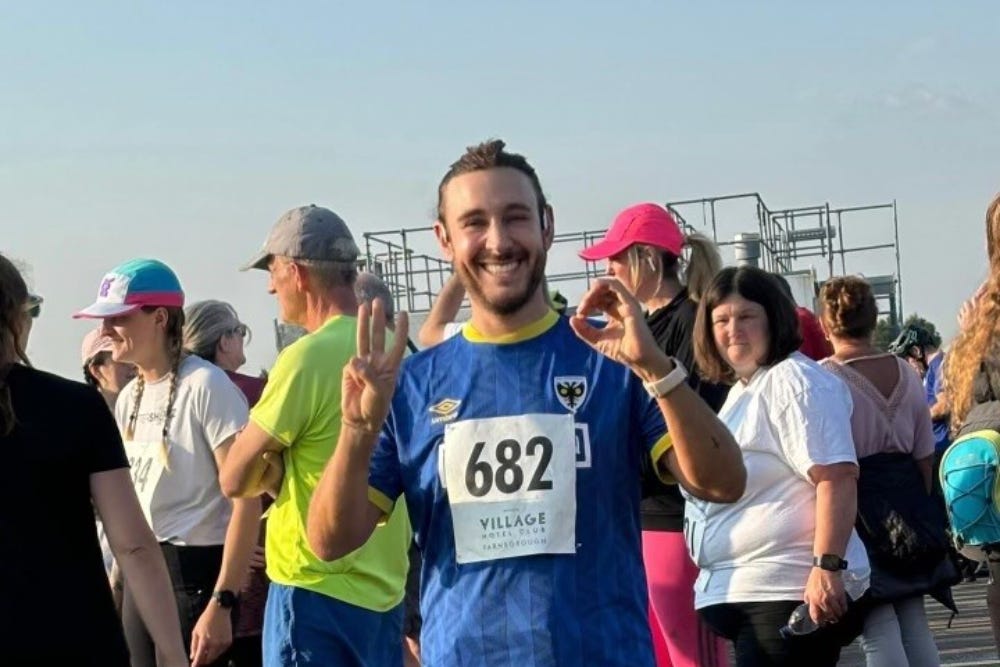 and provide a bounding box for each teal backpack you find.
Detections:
[940,361,1000,551]
[939,429,1000,550]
